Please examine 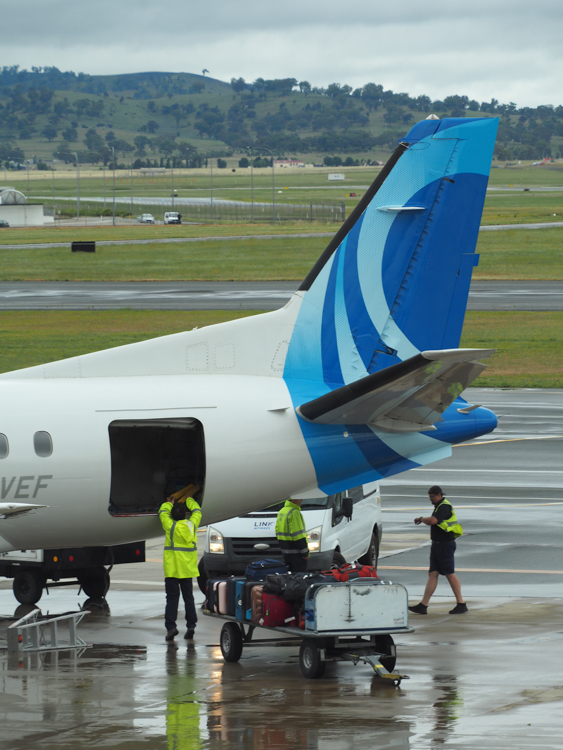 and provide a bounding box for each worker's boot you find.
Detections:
[165,627,179,641]
[184,629,195,640]
[408,603,428,615]
[449,603,468,614]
